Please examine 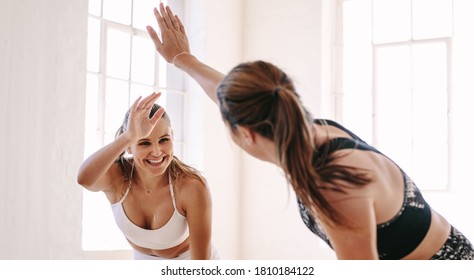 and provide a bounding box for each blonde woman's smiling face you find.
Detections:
[129,118,174,176]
